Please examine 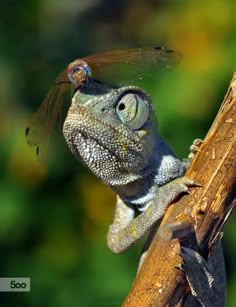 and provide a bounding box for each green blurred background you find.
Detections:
[0,0,236,306]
